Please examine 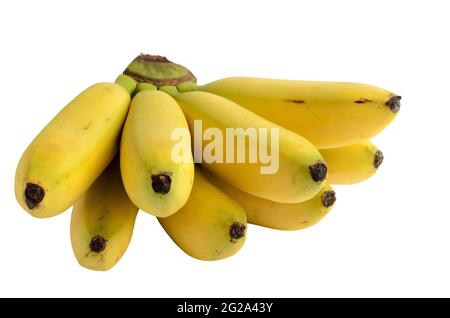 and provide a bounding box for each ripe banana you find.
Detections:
[15,78,134,218]
[70,156,138,271]
[320,140,383,185]
[121,90,194,217]
[206,170,336,231]
[200,77,400,149]
[158,168,247,261]
[174,91,327,203]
